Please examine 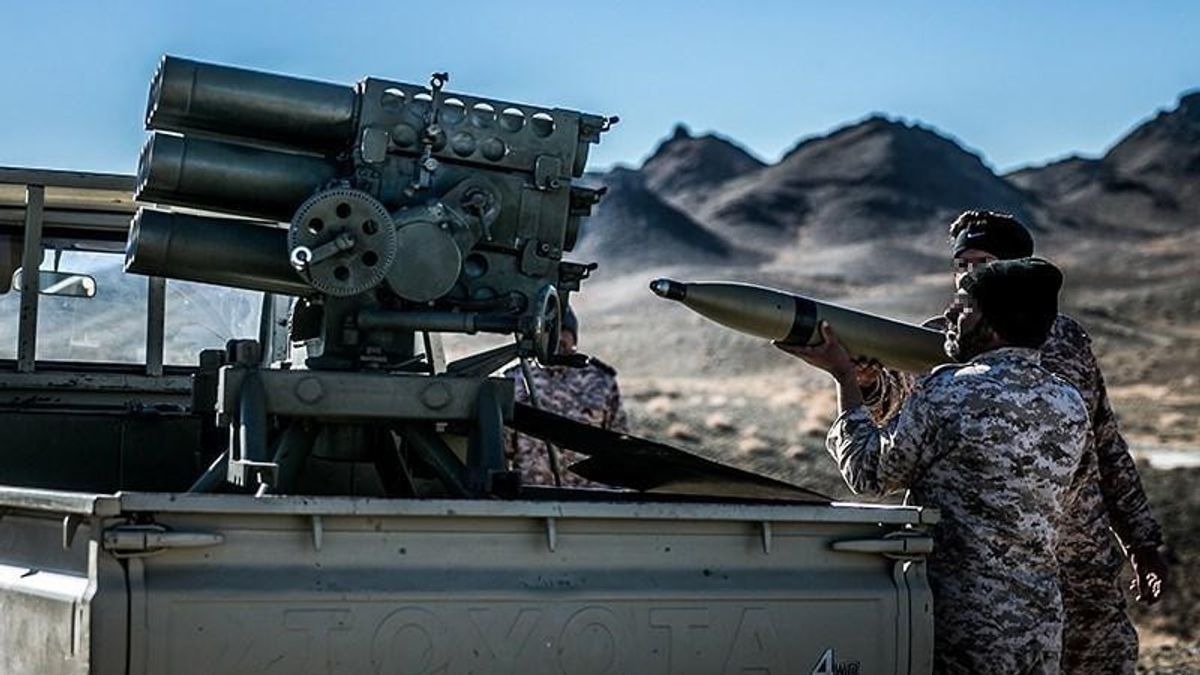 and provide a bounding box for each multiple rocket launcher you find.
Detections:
[120,56,621,494]
[124,56,946,376]
[126,56,613,368]
[112,55,946,499]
